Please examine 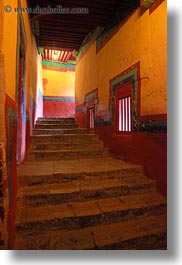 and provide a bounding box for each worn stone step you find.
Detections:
[14,214,167,250]
[16,192,166,238]
[30,134,99,144]
[37,117,75,122]
[31,142,103,151]
[17,176,157,207]
[33,128,87,135]
[36,121,77,126]
[28,148,109,160]
[18,164,144,187]
[36,118,77,126]
[35,124,78,129]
